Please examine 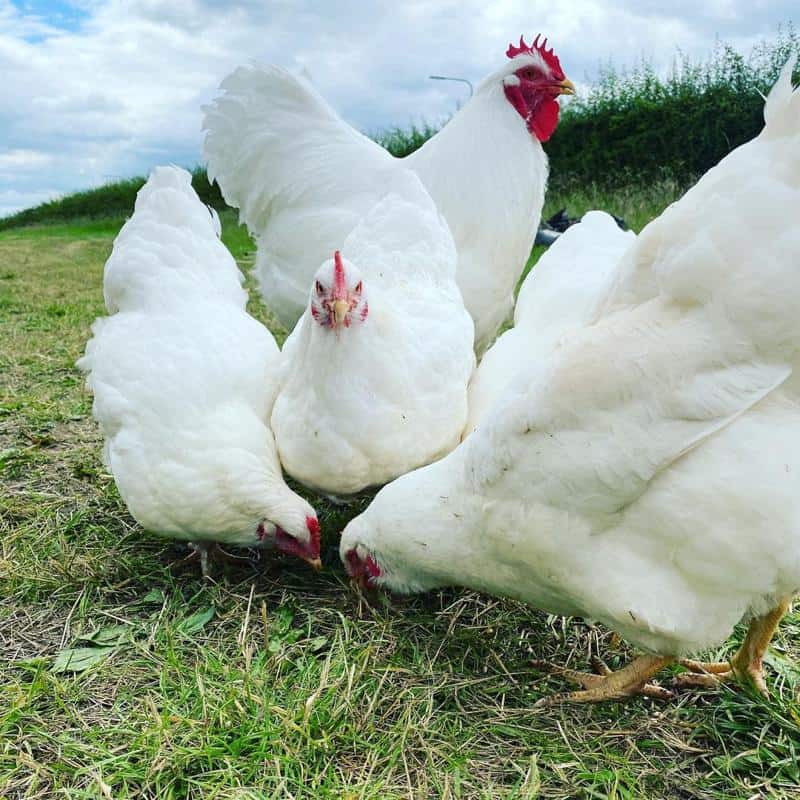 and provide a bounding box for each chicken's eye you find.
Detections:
[315,280,325,295]
[353,281,362,294]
